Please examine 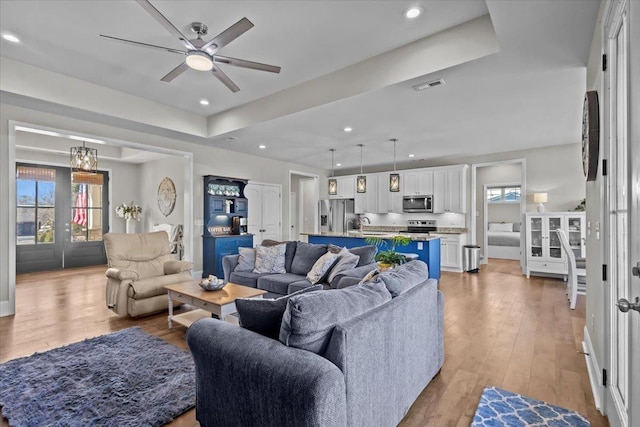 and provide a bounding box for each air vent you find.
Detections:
[412,79,445,92]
